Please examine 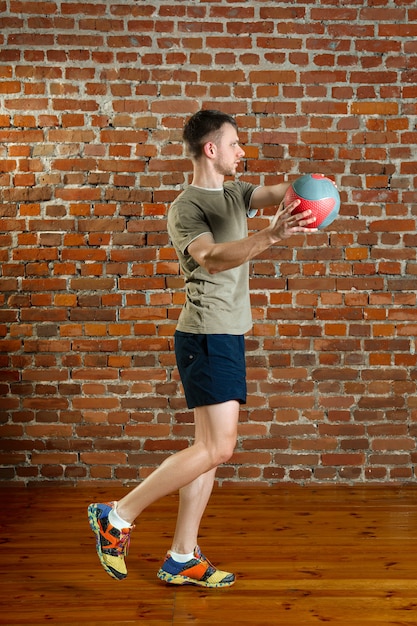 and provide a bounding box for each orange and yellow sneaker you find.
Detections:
[157,545,235,588]
[87,501,133,580]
